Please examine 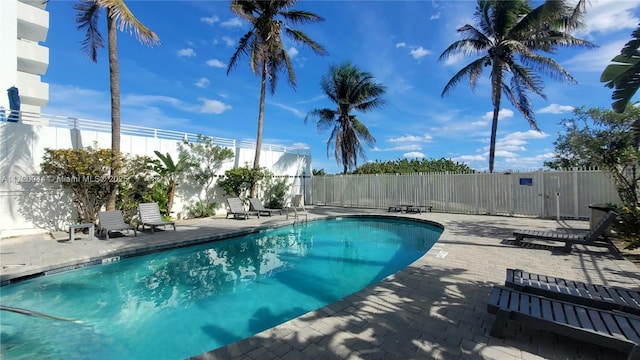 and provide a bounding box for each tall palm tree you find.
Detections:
[227,0,327,173]
[305,62,386,174]
[74,0,160,209]
[439,0,594,173]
